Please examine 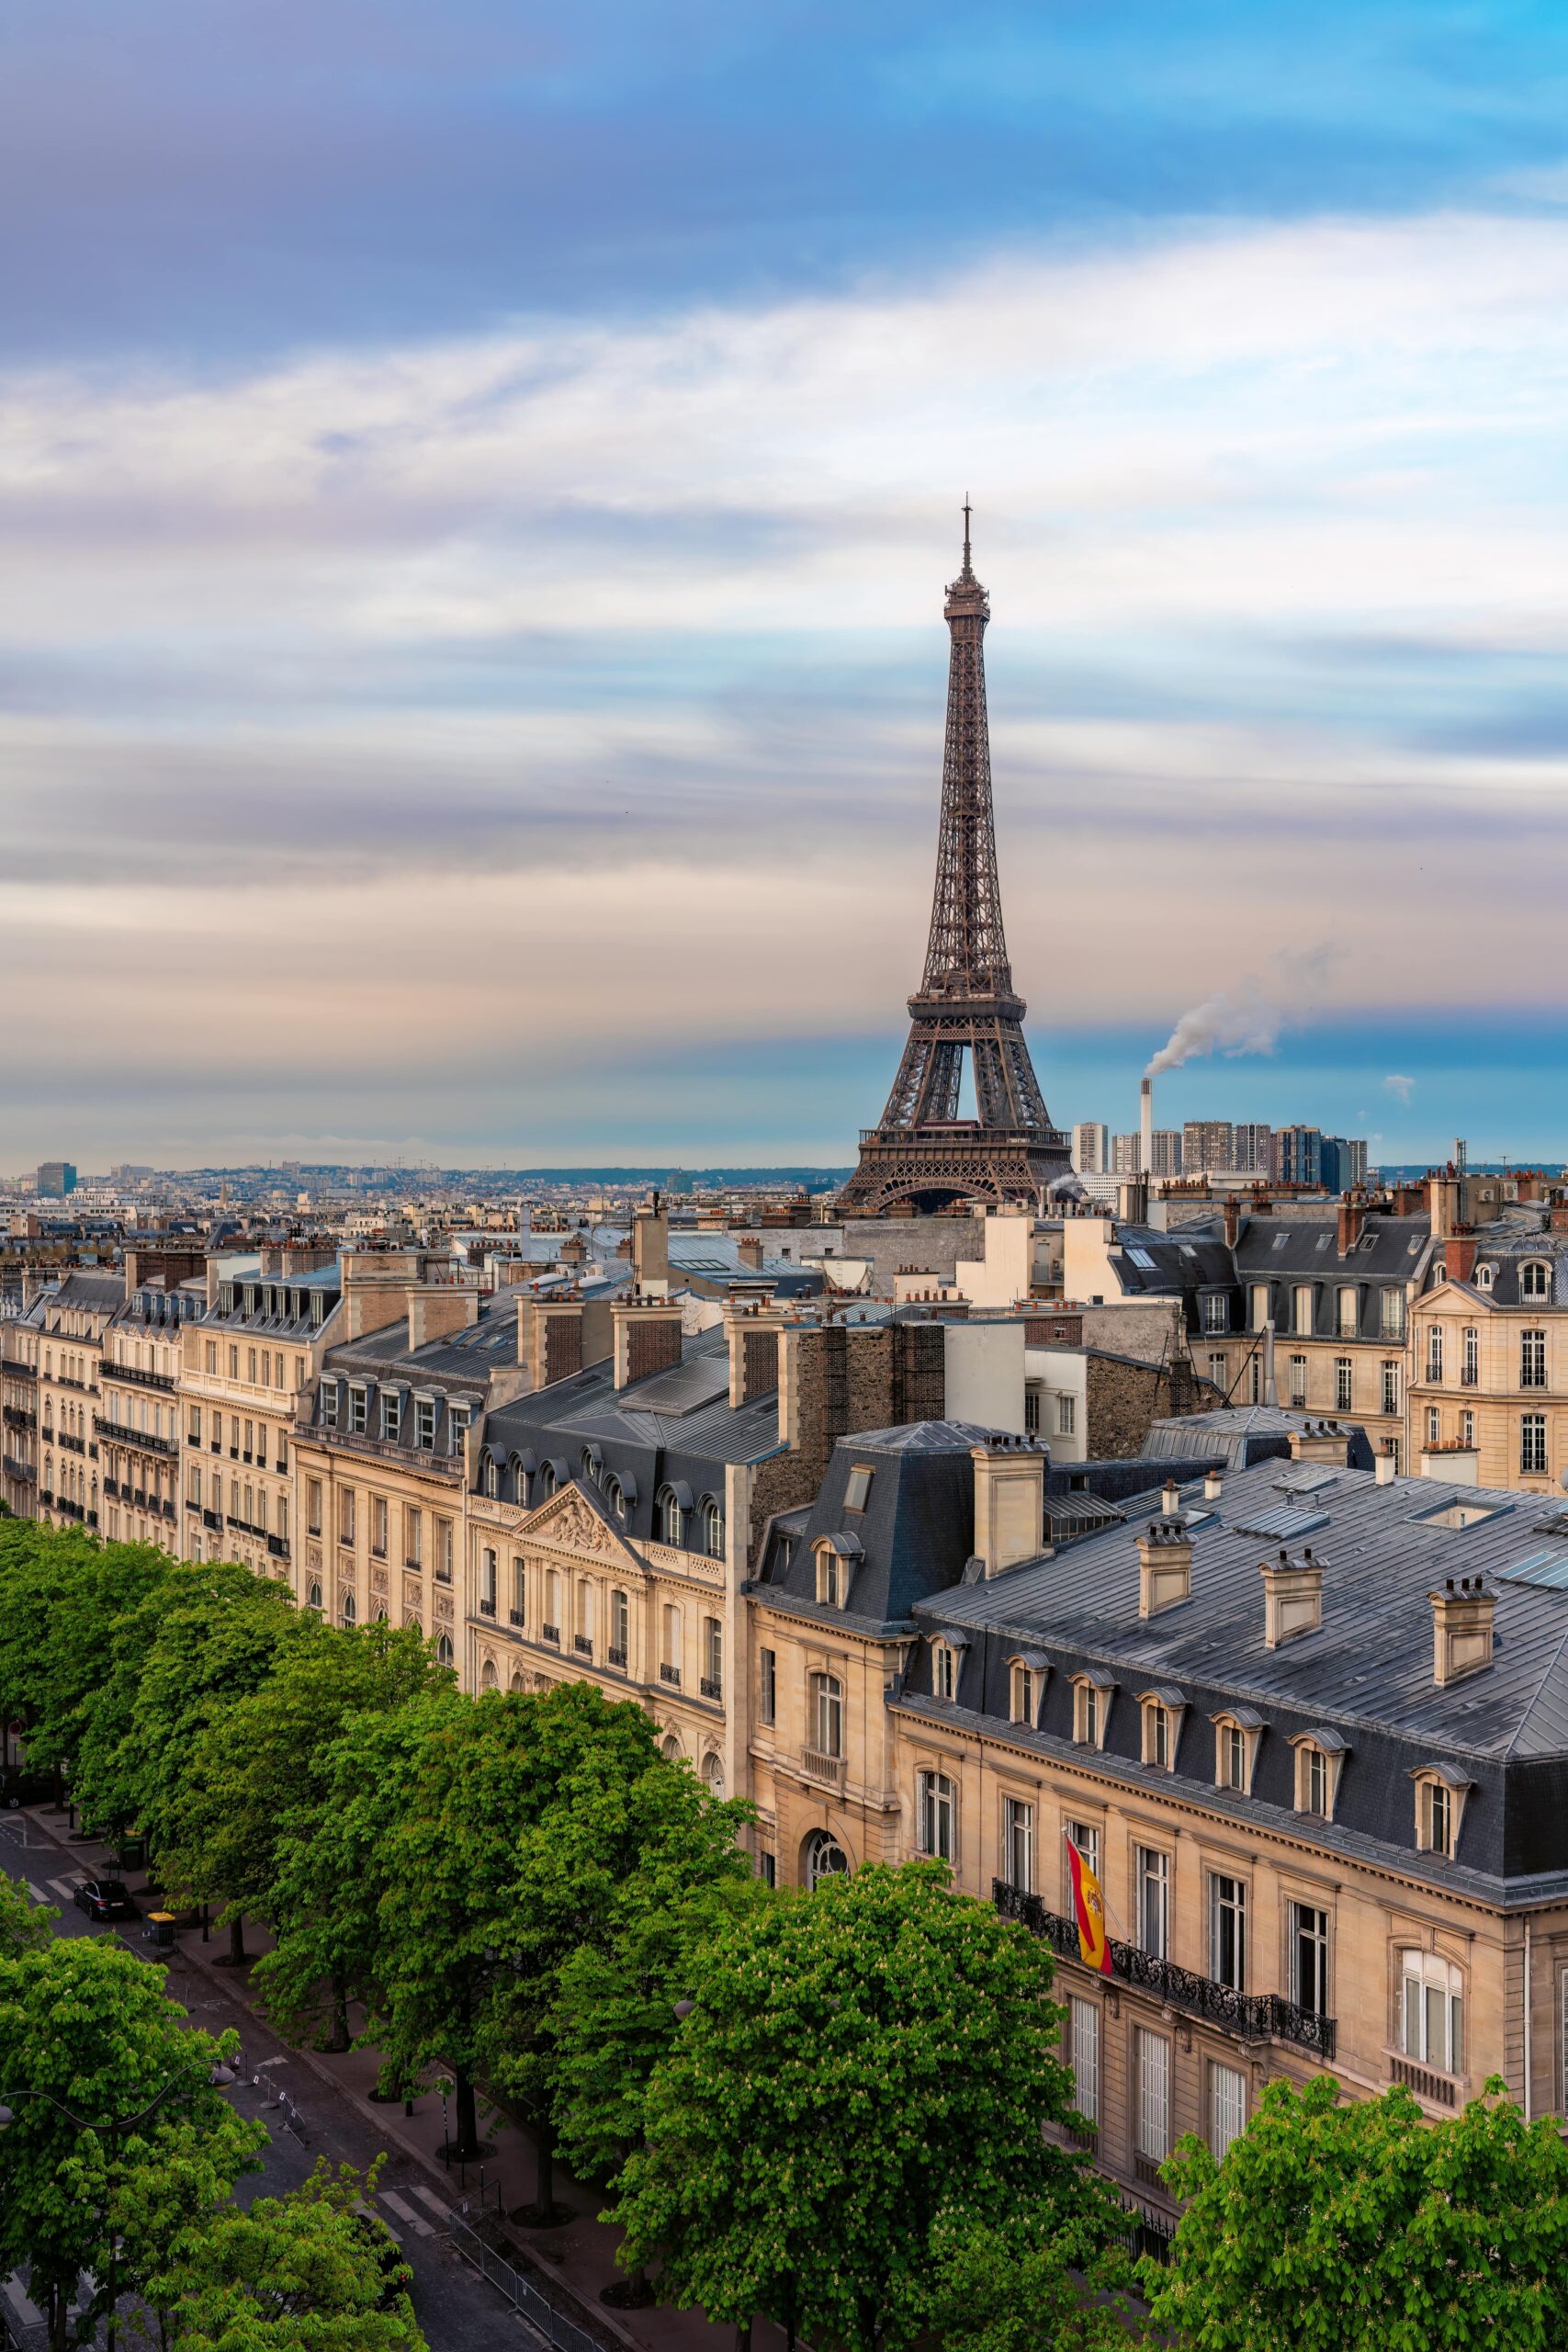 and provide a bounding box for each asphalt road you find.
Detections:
[0,1812,539,2352]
